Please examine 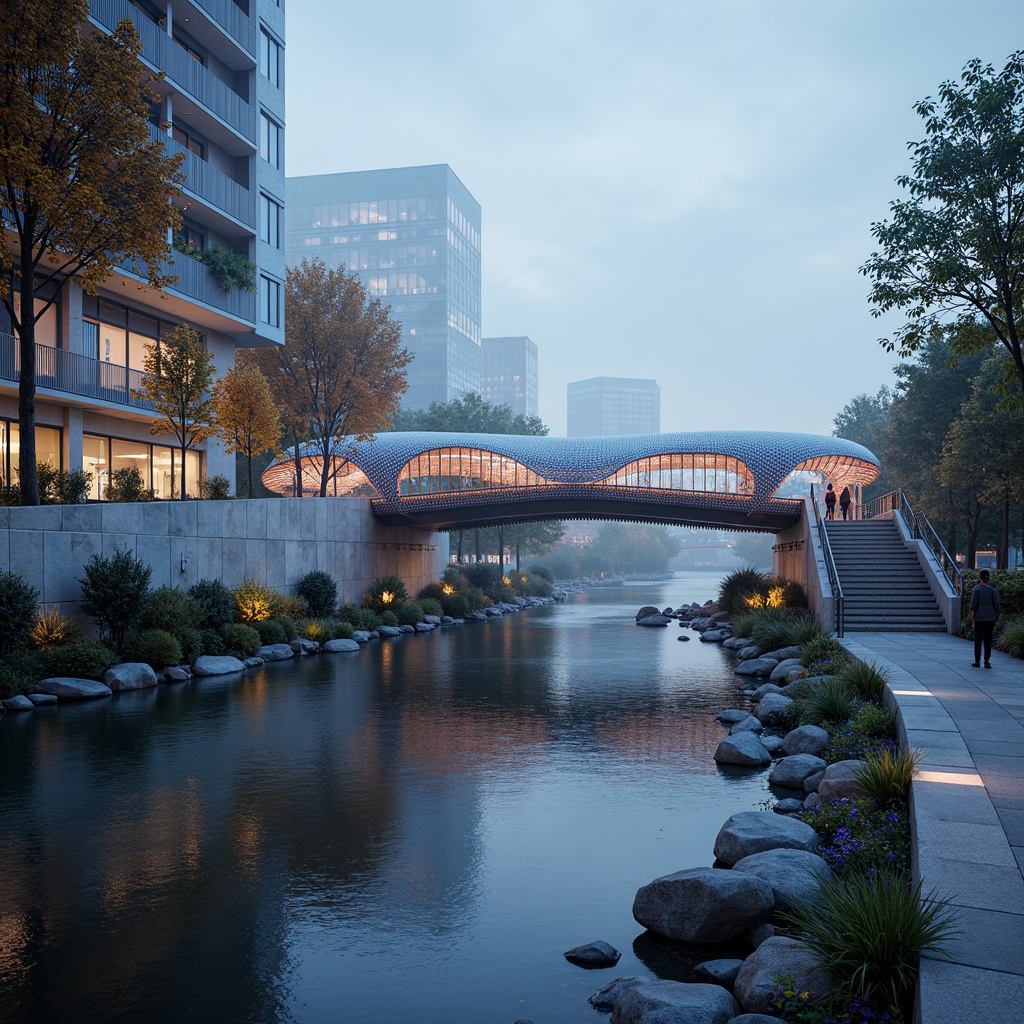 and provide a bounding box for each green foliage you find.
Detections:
[782,872,959,1009]
[189,244,257,292]
[337,604,381,631]
[396,601,424,626]
[379,610,398,627]
[719,567,772,614]
[730,612,758,639]
[175,625,202,664]
[233,575,278,622]
[513,569,553,597]
[802,634,847,675]
[850,703,897,739]
[822,714,898,763]
[577,522,681,575]
[441,592,470,618]
[996,613,1024,657]
[800,798,909,879]
[0,568,41,657]
[390,391,548,435]
[528,564,554,583]
[0,653,42,698]
[798,679,858,726]
[38,640,117,681]
[133,628,182,670]
[37,462,92,504]
[199,627,227,656]
[771,976,904,1024]
[188,578,236,629]
[29,604,83,650]
[78,549,151,652]
[419,597,443,617]
[272,615,298,642]
[750,609,806,651]
[105,466,153,502]
[297,570,338,618]
[838,661,889,701]
[528,546,581,581]
[142,585,203,634]
[363,575,409,613]
[272,592,309,621]
[300,618,353,641]
[198,474,232,500]
[253,618,286,645]
[854,747,922,806]
[220,622,261,657]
